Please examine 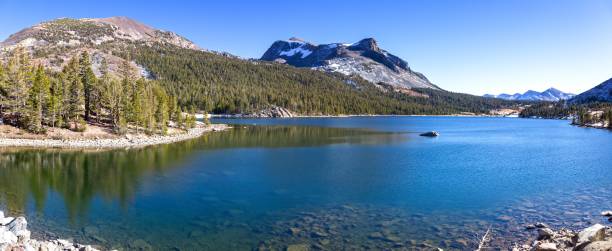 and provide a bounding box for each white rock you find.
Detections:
[0,230,17,244]
[602,211,612,217]
[538,228,555,240]
[534,242,557,251]
[576,224,606,248]
[0,217,14,226]
[56,238,72,247]
[582,240,612,251]
[8,217,27,233]
[15,229,30,242]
